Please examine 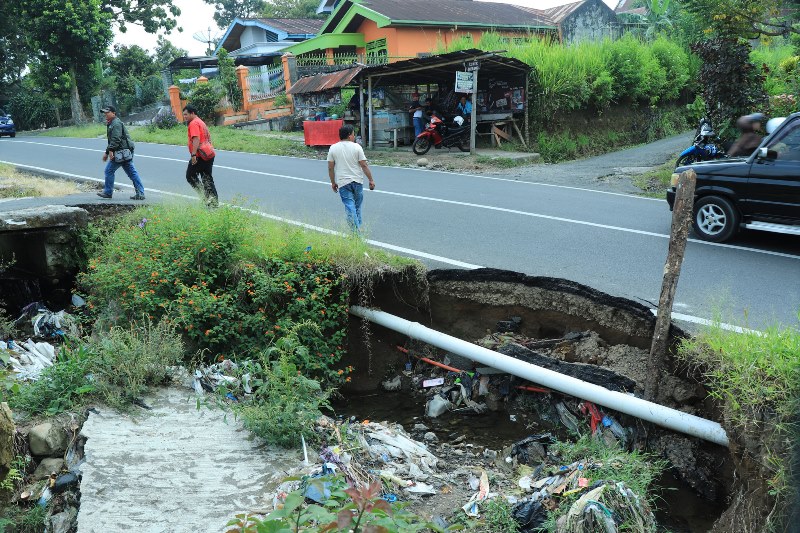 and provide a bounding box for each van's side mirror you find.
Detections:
[757,147,778,160]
